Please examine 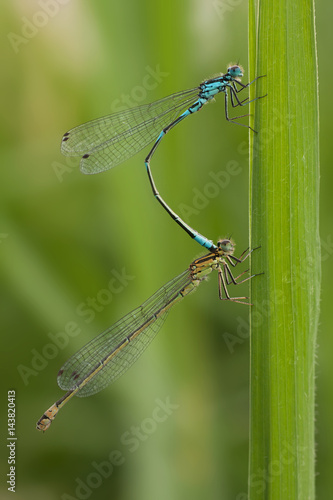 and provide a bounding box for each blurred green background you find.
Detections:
[0,1,331,499]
